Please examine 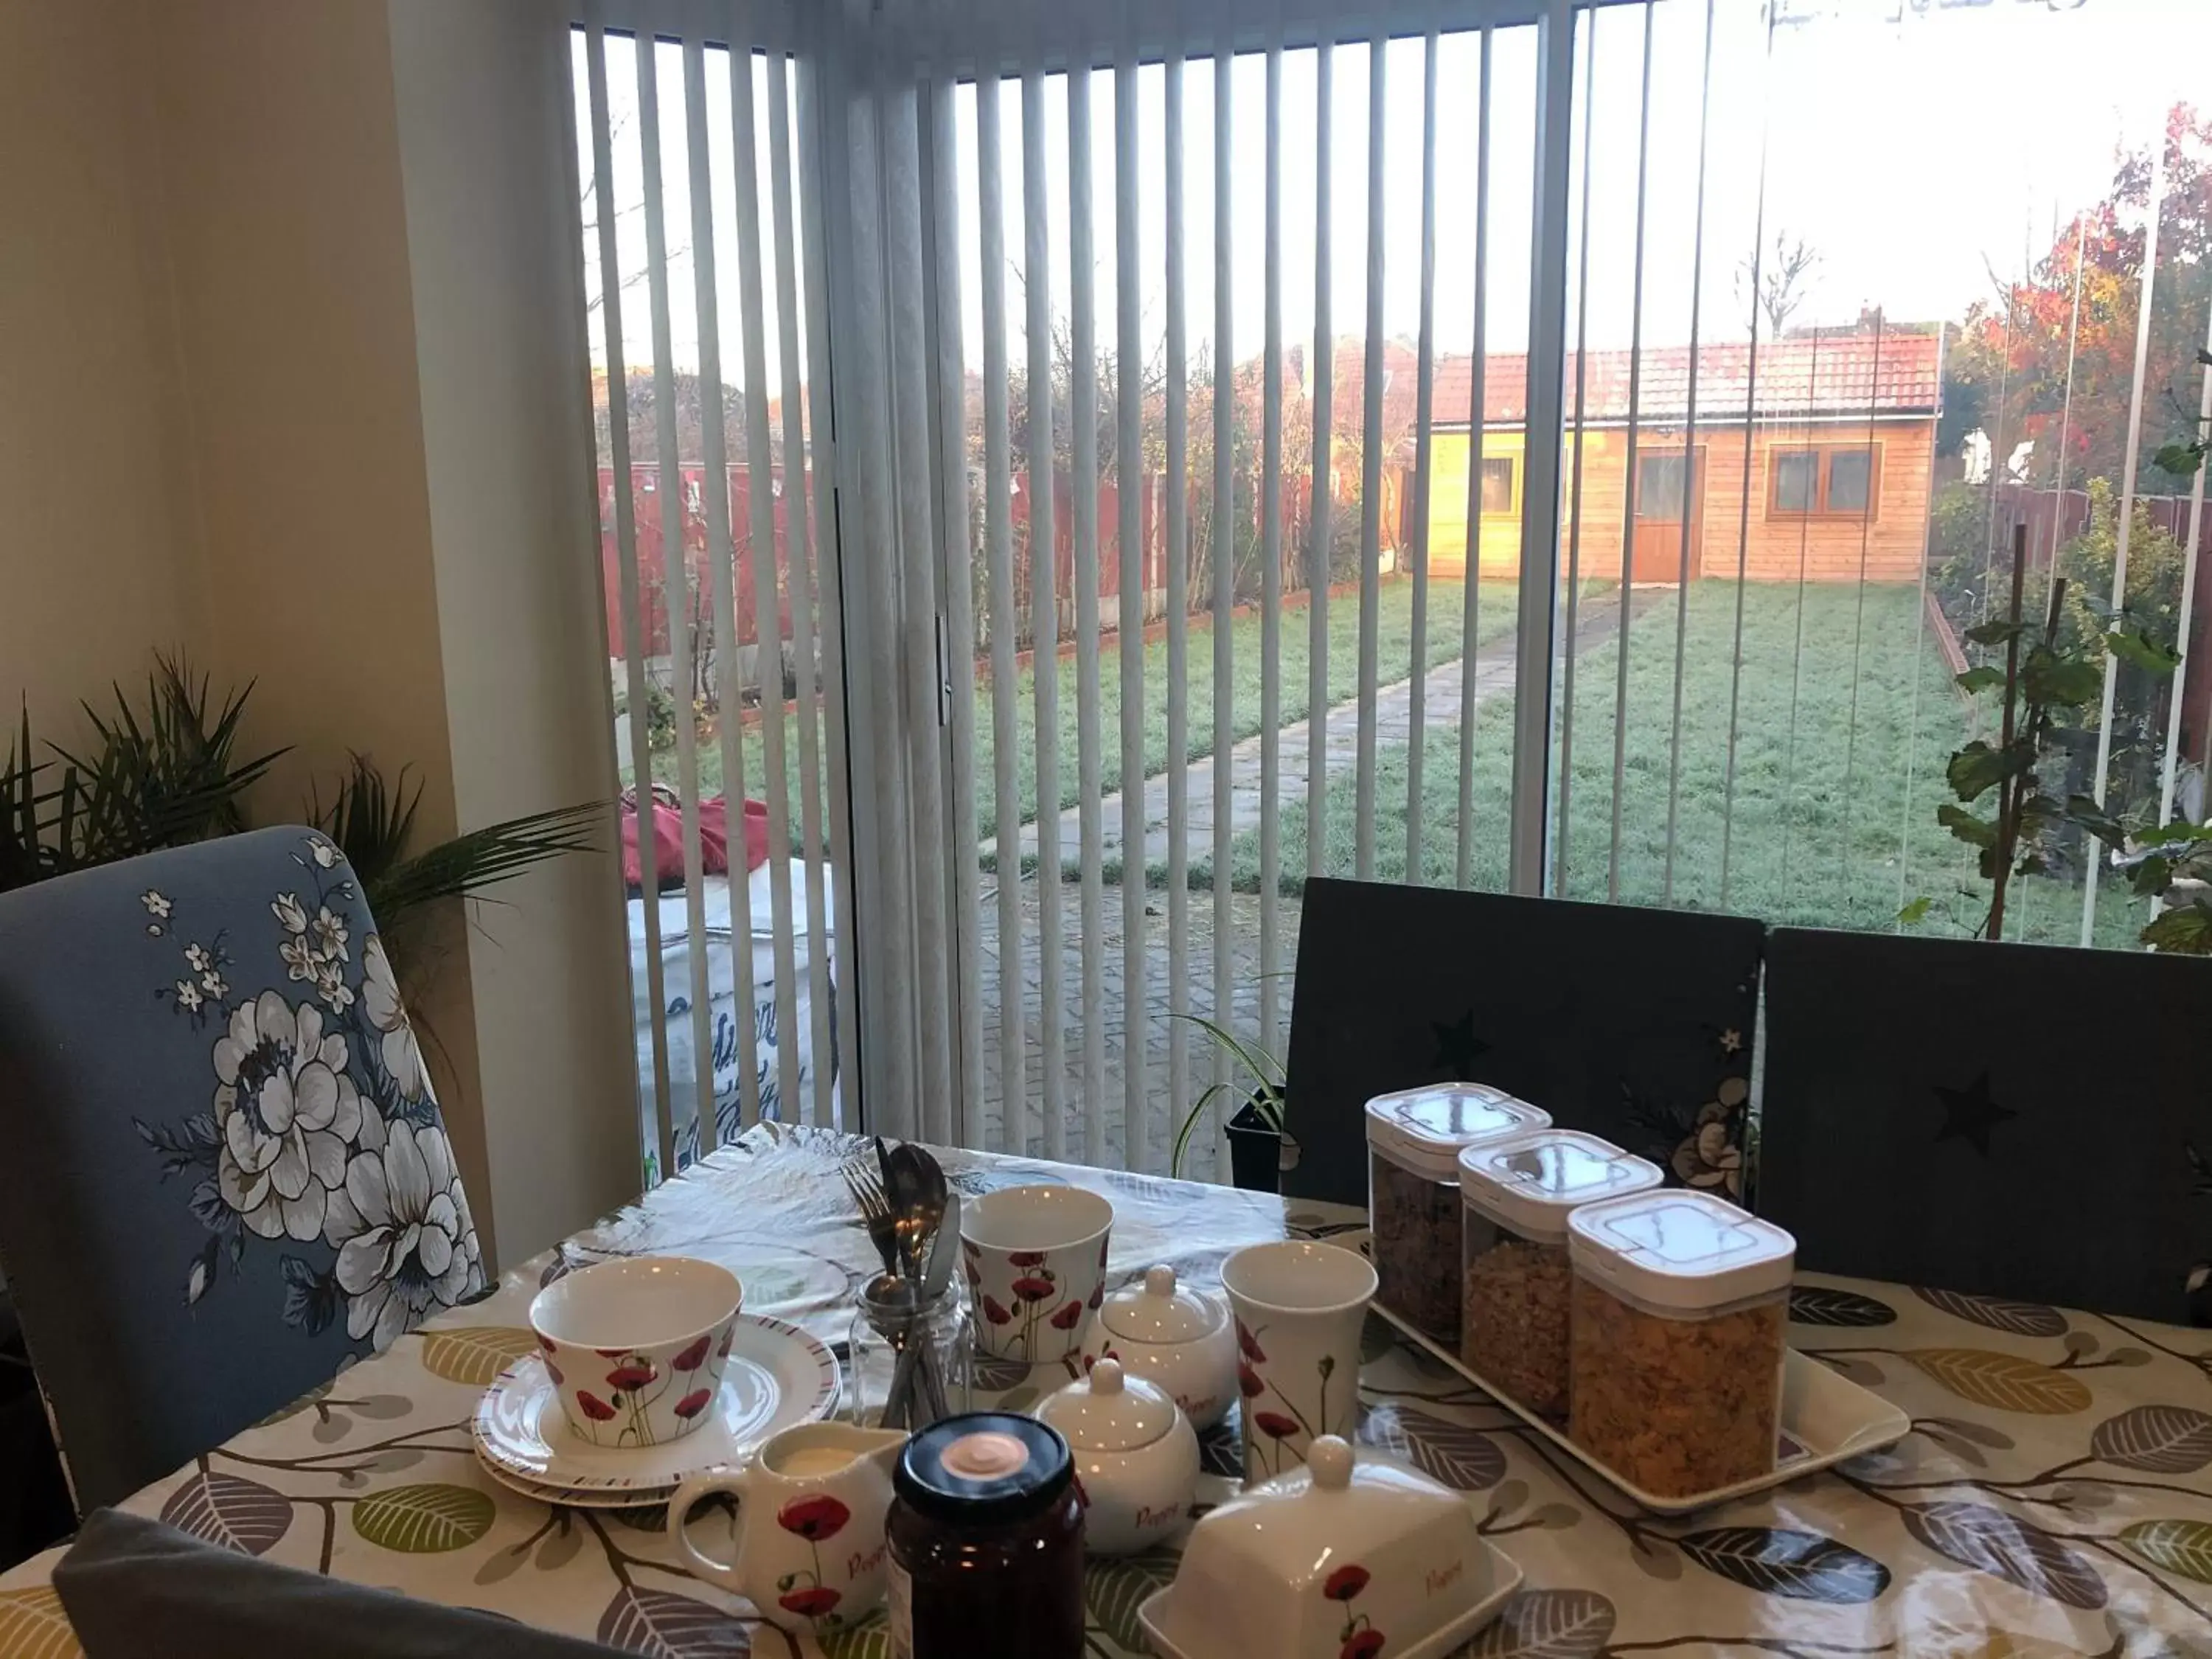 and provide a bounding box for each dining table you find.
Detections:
[5,1119,2212,1658]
